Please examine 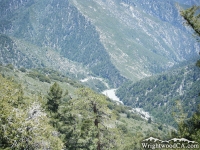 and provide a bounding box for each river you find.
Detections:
[102,89,123,104]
